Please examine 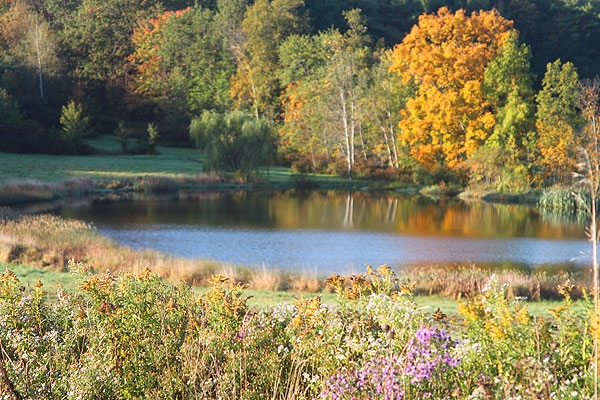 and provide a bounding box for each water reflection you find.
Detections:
[56,190,589,274]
